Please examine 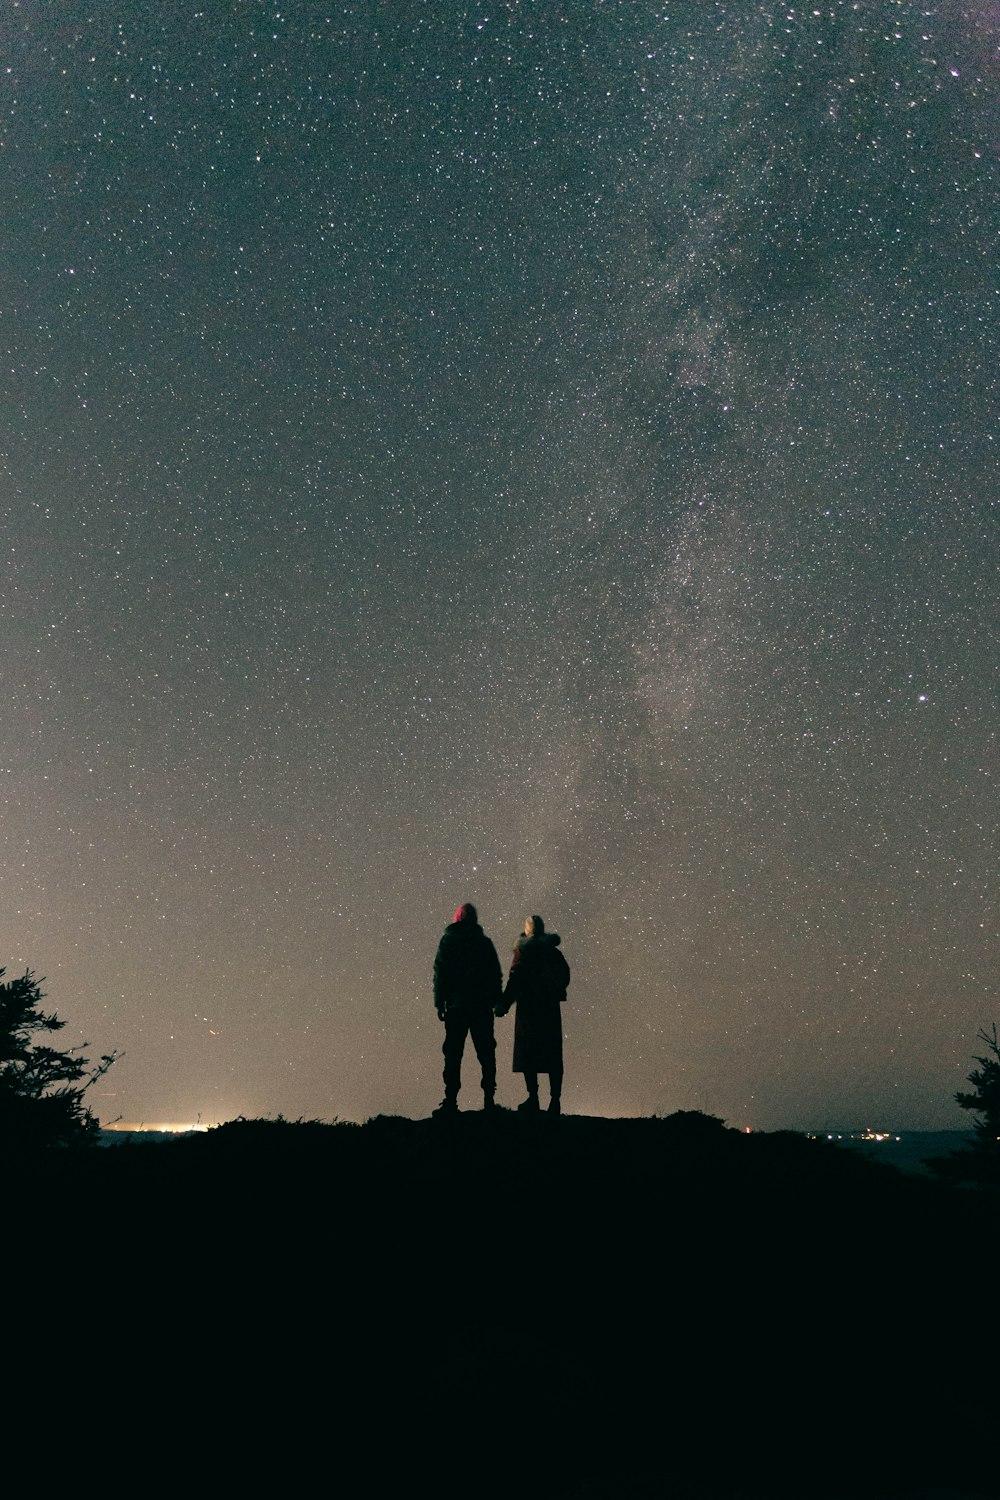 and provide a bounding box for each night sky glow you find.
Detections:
[2,2,995,1129]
